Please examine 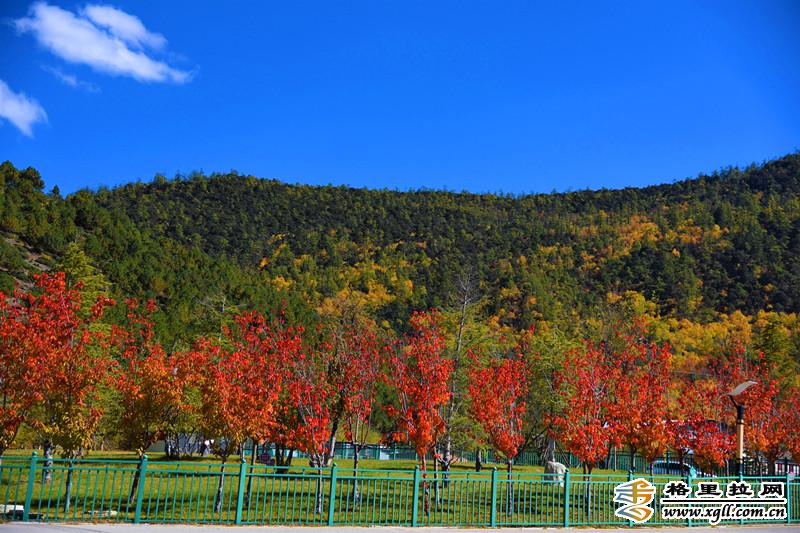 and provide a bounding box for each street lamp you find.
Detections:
[727,380,758,476]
